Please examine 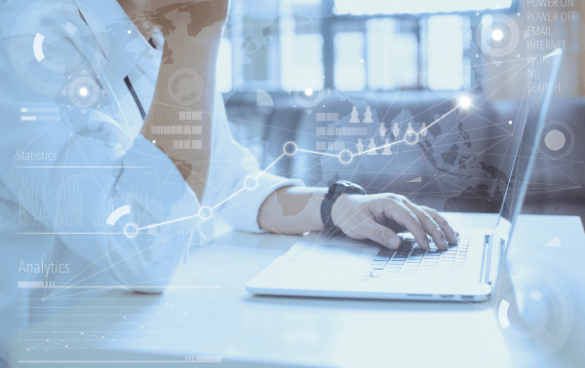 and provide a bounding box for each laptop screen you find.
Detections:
[495,49,563,244]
